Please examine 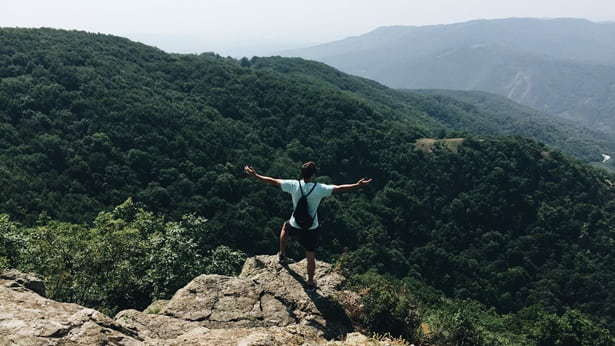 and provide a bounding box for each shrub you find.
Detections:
[528,309,614,346]
[0,256,9,271]
[349,272,420,341]
[0,214,23,269]
[203,245,247,276]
